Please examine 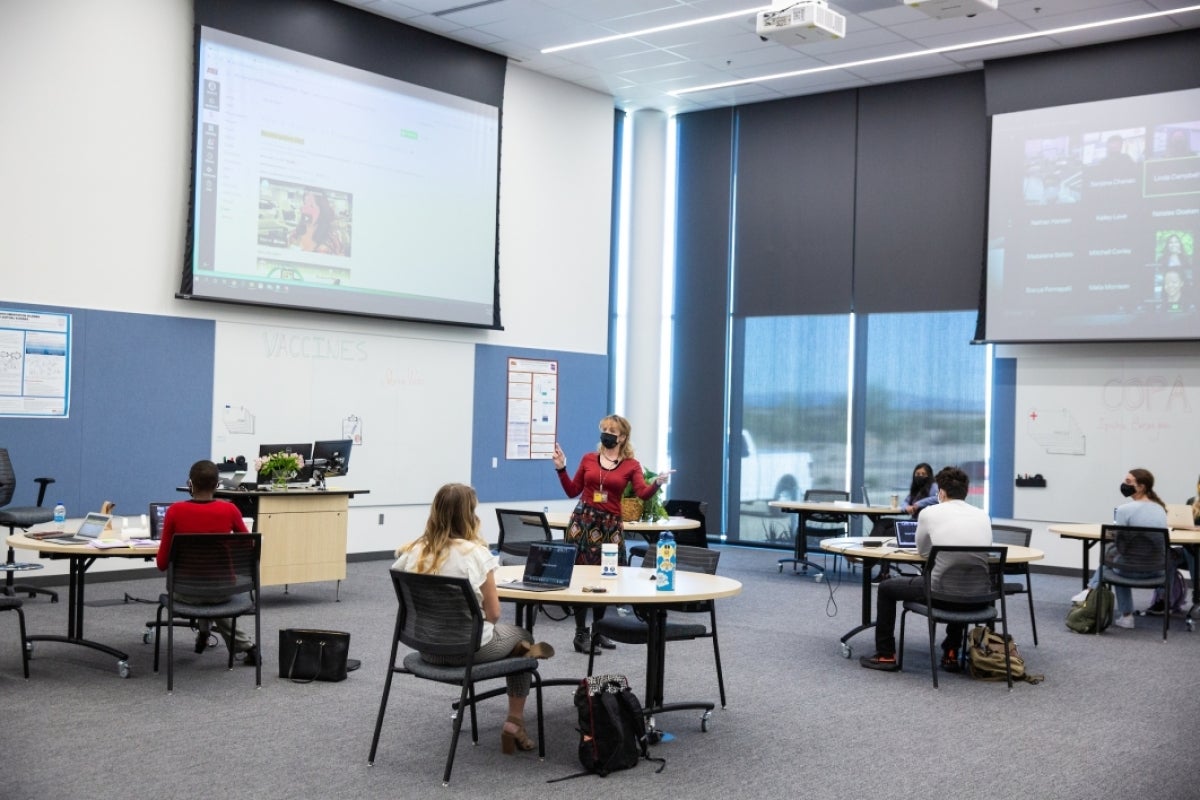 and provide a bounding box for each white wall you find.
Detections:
[0,0,616,572]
